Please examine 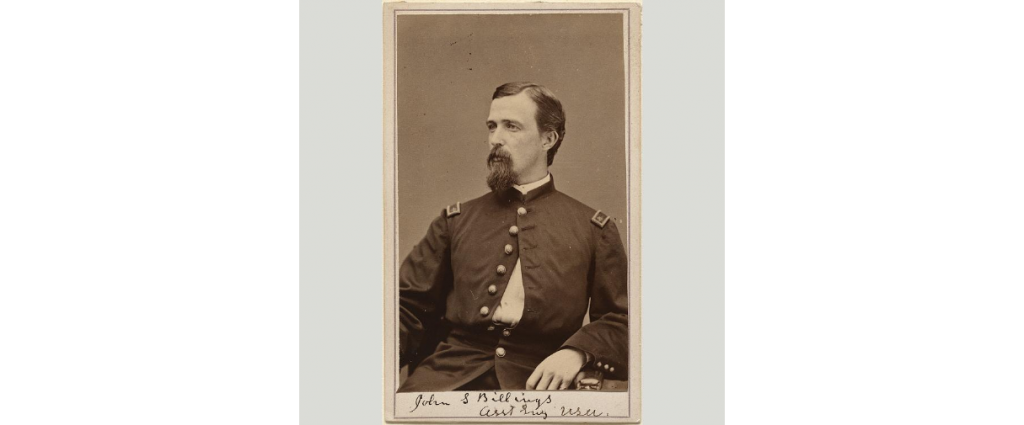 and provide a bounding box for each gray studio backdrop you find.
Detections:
[396,13,628,257]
